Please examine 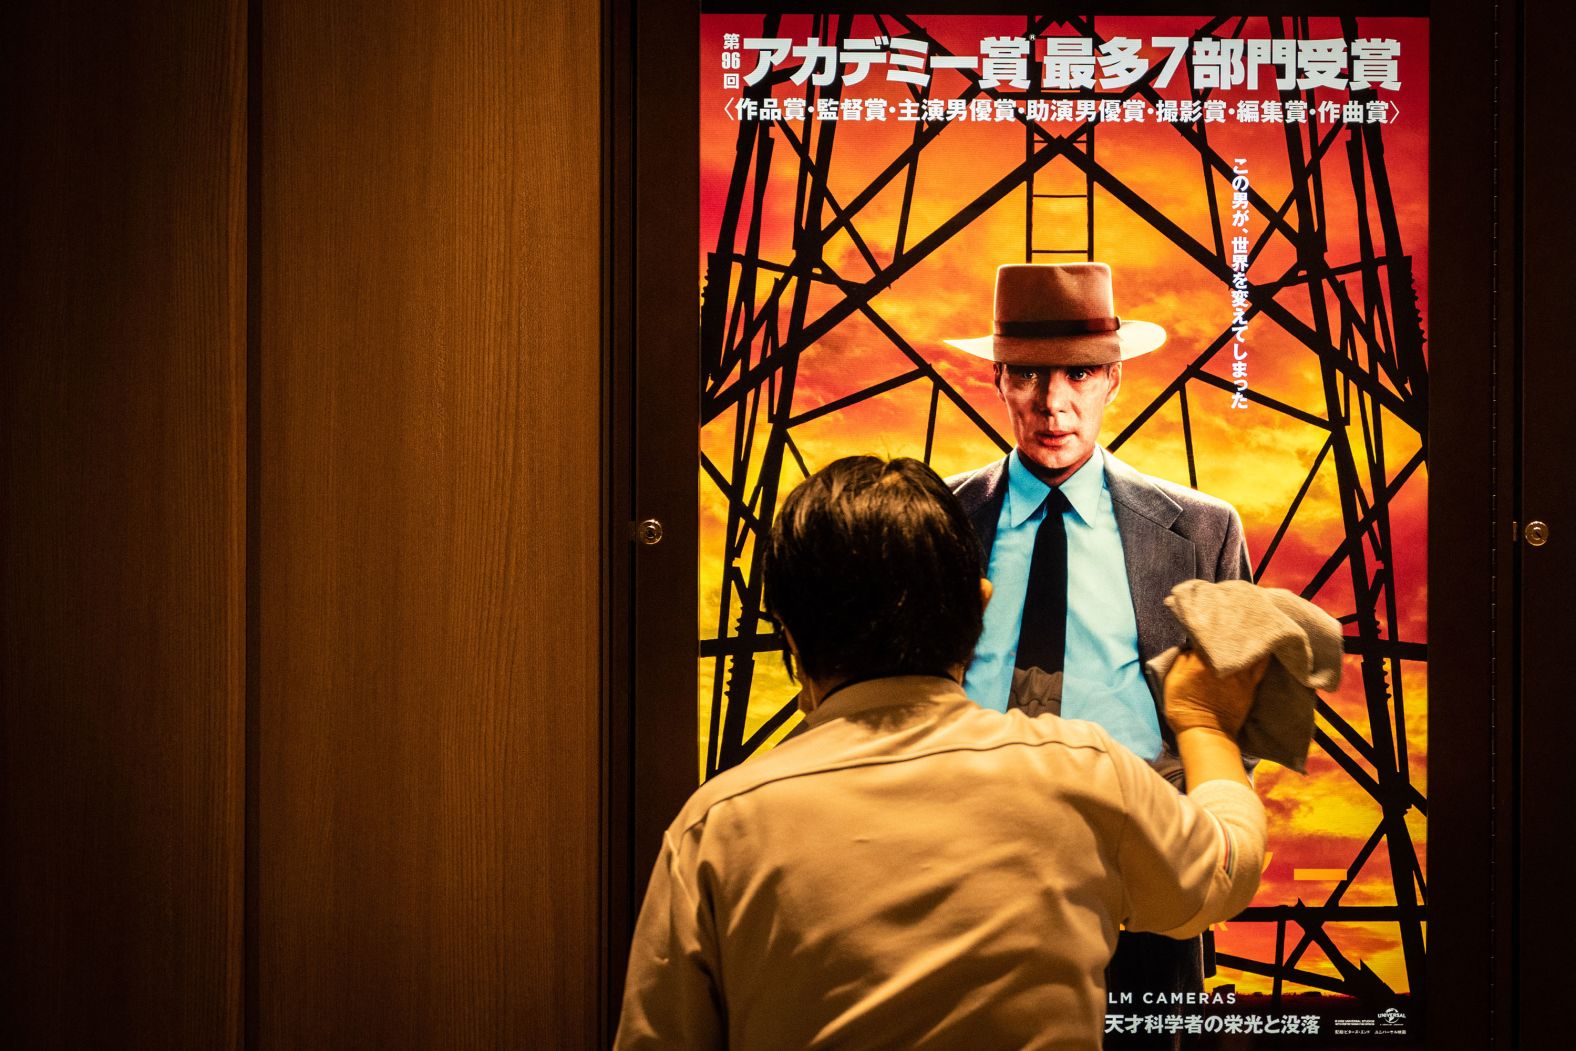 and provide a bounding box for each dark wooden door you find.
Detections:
[2,0,607,1046]
[0,2,248,1045]
[1517,0,1576,1042]
[254,0,603,1044]
[254,0,604,1045]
